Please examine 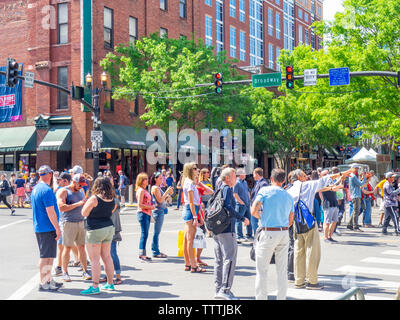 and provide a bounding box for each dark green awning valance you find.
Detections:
[100,124,147,150]
[38,125,72,151]
[0,126,36,153]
